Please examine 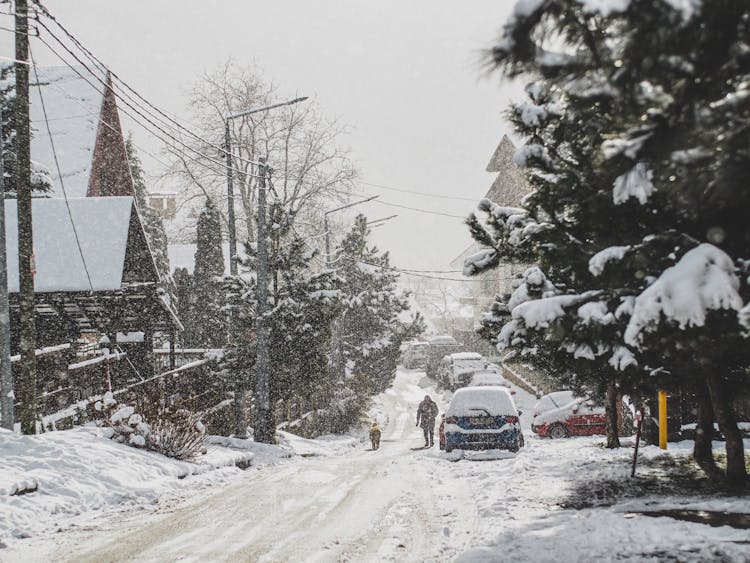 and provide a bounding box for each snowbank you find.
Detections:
[0,427,280,541]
